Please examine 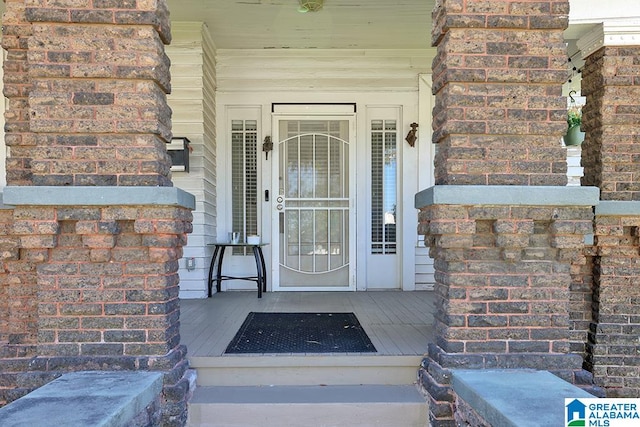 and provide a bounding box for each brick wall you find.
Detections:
[0,1,197,425]
[419,2,600,425]
[0,200,195,421]
[588,214,640,397]
[33,207,192,359]
[454,395,491,427]
[4,0,174,186]
[431,0,569,186]
[581,47,640,200]
[0,201,48,403]
[0,204,41,405]
[2,0,33,186]
[568,245,595,359]
[0,205,39,359]
[415,193,602,426]
[580,41,640,398]
[420,203,593,358]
